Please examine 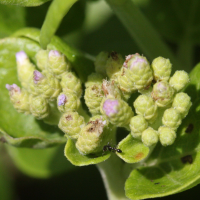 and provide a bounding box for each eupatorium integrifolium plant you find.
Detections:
[1,27,198,200]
